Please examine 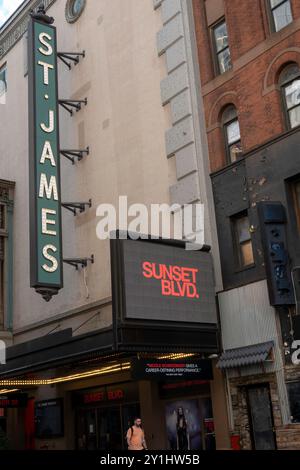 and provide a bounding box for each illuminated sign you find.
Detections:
[28,14,63,300]
[116,239,217,323]
[142,262,199,298]
[0,393,28,408]
[131,359,213,381]
[73,387,126,407]
[83,389,124,404]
